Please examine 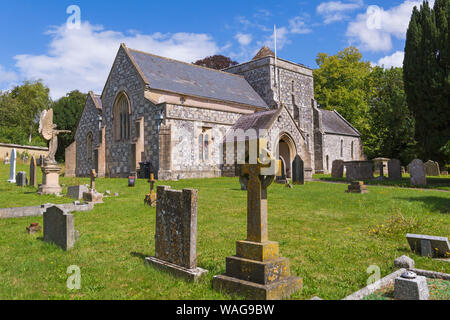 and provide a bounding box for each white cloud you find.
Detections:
[317,0,363,24]
[235,33,253,46]
[346,0,435,52]
[289,16,312,34]
[376,51,405,68]
[14,22,219,99]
